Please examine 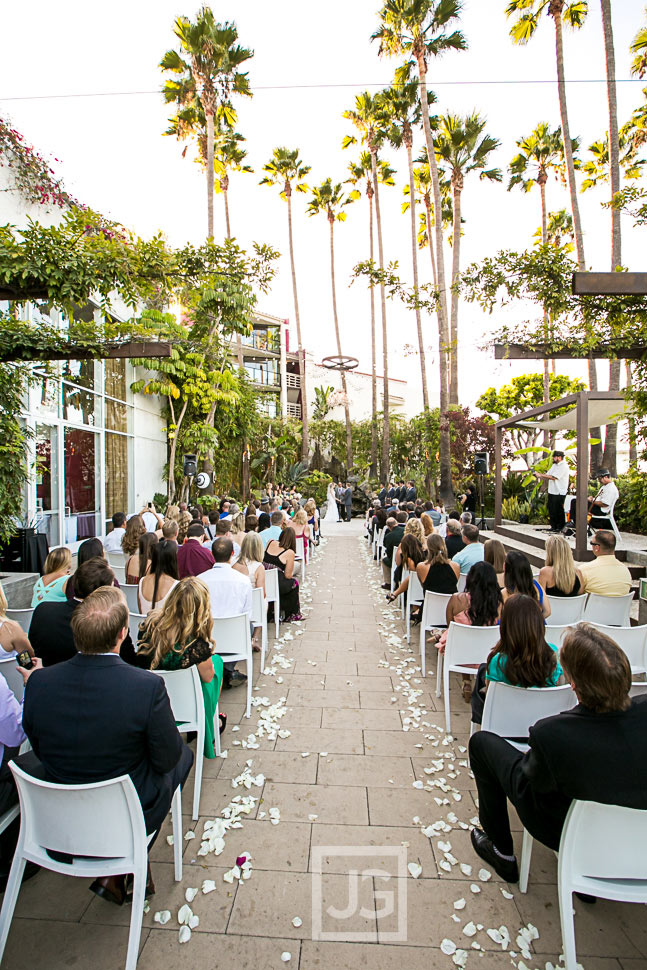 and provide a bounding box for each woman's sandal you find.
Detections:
[219,713,227,736]
[461,679,473,703]
[385,592,396,603]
